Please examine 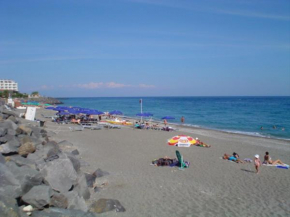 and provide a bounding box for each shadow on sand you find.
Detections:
[241,168,255,173]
